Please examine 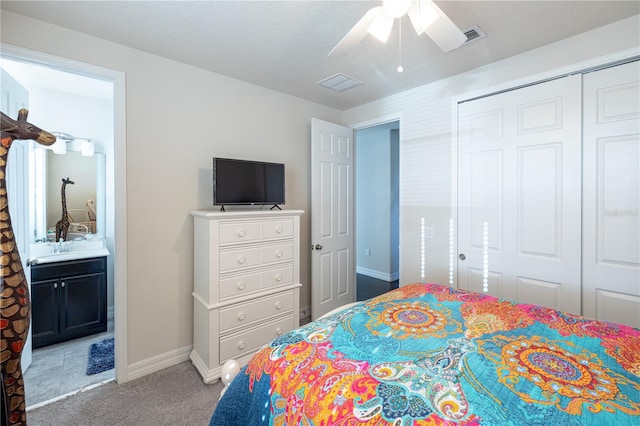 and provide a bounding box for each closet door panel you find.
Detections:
[583,60,640,328]
[457,75,582,314]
